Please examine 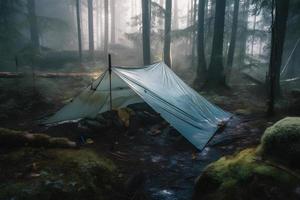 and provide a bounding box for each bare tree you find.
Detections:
[110,0,116,44]
[104,0,109,61]
[194,0,207,87]
[251,9,257,56]
[88,0,94,56]
[206,0,227,87]
[226,0,240,76]
[268,0,290,115]
[27,0,40,50]
[76,0,82,64]
[164,0,172,67]
[142,0,151,65]
[173,0,178,29]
